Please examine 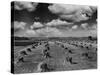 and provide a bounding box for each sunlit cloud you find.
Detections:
[14,1,38,11]
[48,4,97,22]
